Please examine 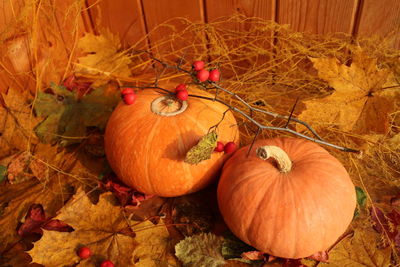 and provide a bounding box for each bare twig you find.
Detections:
[128,53,359,153]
